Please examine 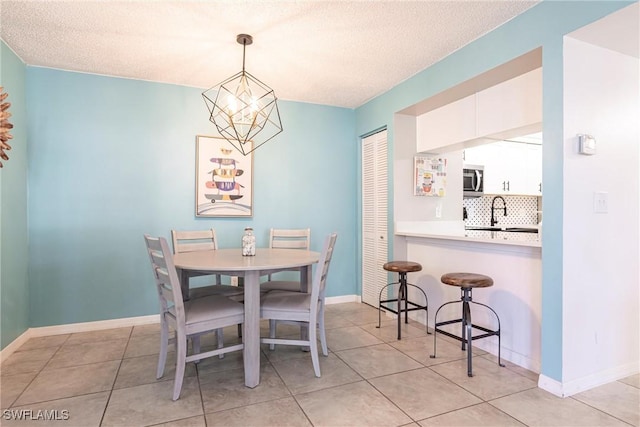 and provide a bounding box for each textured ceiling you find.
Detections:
[0,1,540,108]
